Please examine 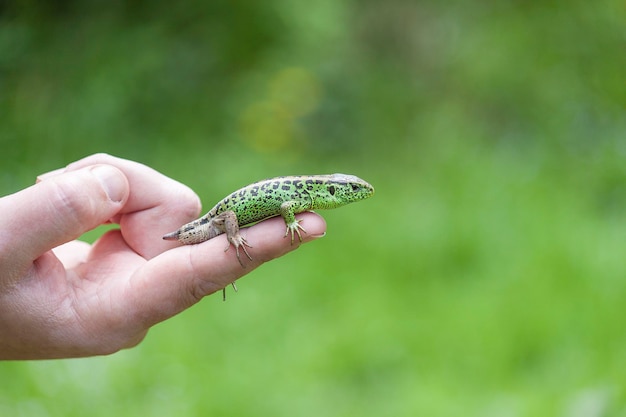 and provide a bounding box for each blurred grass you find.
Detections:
[1,0,626,416]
